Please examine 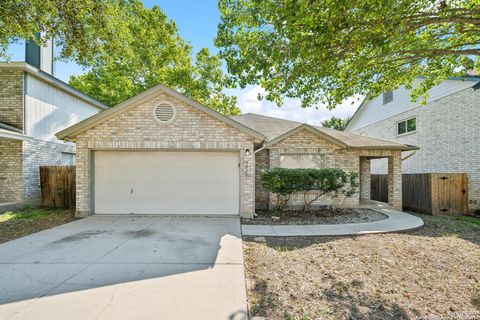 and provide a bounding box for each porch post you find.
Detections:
[388,153,402,209]
[359,157,371,200]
